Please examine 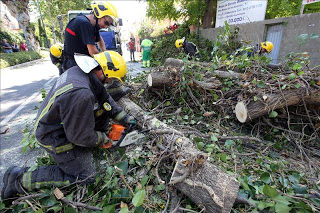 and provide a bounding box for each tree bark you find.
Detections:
[147,72,172,88]
[235,88,320,123]
[2,0,40,51]
[202,0,215,29]
[118,97,239,213]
